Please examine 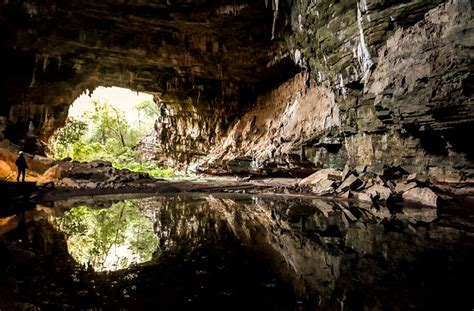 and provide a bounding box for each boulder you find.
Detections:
[407,173,417,182]
[364,184,392,201]
[311,179,335,196]
[341,164,350,181]
[352,192,372,203]
[300,168,342,185]
[41,164,64,180]
[337,174,362,192]
[402,187,438,207]
[407,173,428,184]
[395,182,417,193]
[30,155,56,173]
[366,164,384,176]
[354,165,367,175]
